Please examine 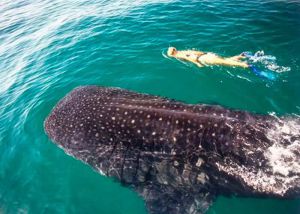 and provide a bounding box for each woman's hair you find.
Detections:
[167,47,177,56]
